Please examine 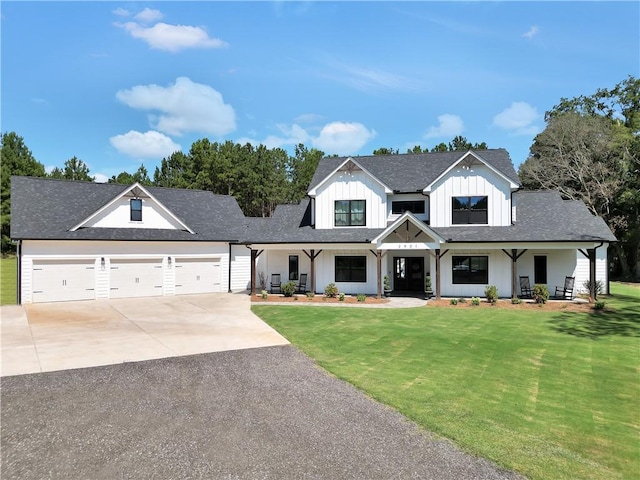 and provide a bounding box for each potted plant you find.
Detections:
[425,274,433,299]
[383,275,392,297]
